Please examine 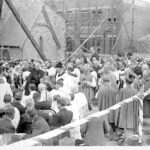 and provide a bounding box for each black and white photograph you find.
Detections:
[0,0,150,147]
